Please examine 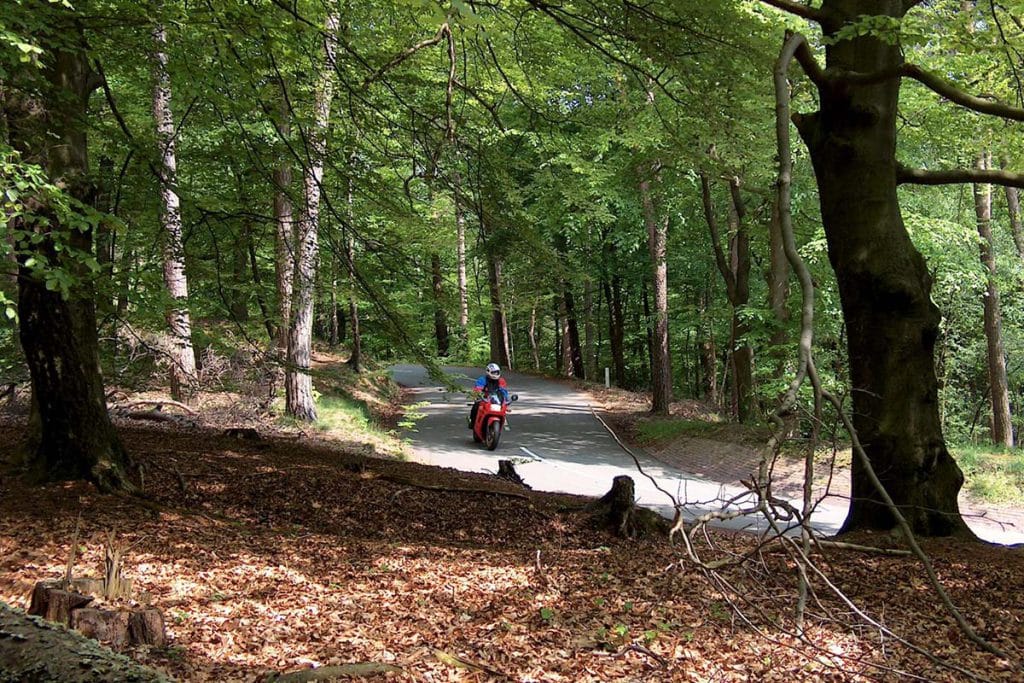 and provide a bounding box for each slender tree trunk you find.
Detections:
[700,287,717,404]
[604,277,626,387]
[640,173,672,414]
[6,20,131,491]
[328,253,339,347]
[486,254,511,367]
[229,229,249,324]
[345,167,362,373]
[431,253,450,356]
[973,153,1014,447]
[273,93,295,353]
[528,303,540,370]
[799,0,967,536]
[768,196,791,376]
[286,11,340,420]
[1003,160,1024,259]
[700,172,753,421]
[245,221,276,341]
[583,279,596,380]
[453,170,469,345]
[560,285,584,379]
[728,179,753,421]
[152,22,198,404]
